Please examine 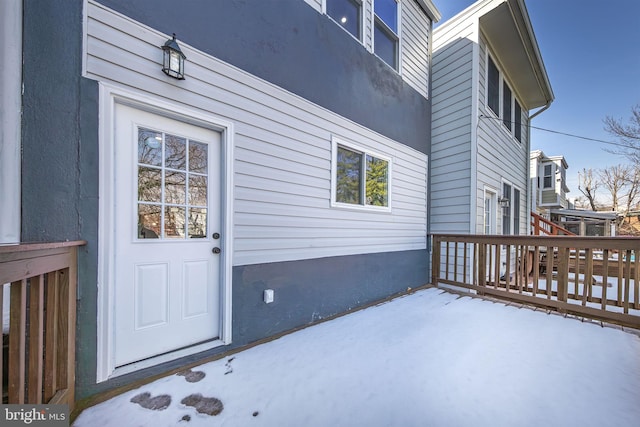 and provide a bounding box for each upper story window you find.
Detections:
[486,53,524,143]
[502,81,512,131]
[374,0,399,70]
[514,100,522,142]
[543,164,553,188]
[487,56,500,115]
[332,138,391,210]
[326,0,362,40]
